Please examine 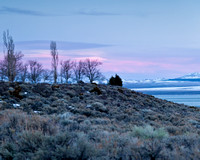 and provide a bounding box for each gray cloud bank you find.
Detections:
[0,6,119,17]
[10,40,110,50]
[76,9,120,16]
[0,6,151,17]
[0,6,47,16]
